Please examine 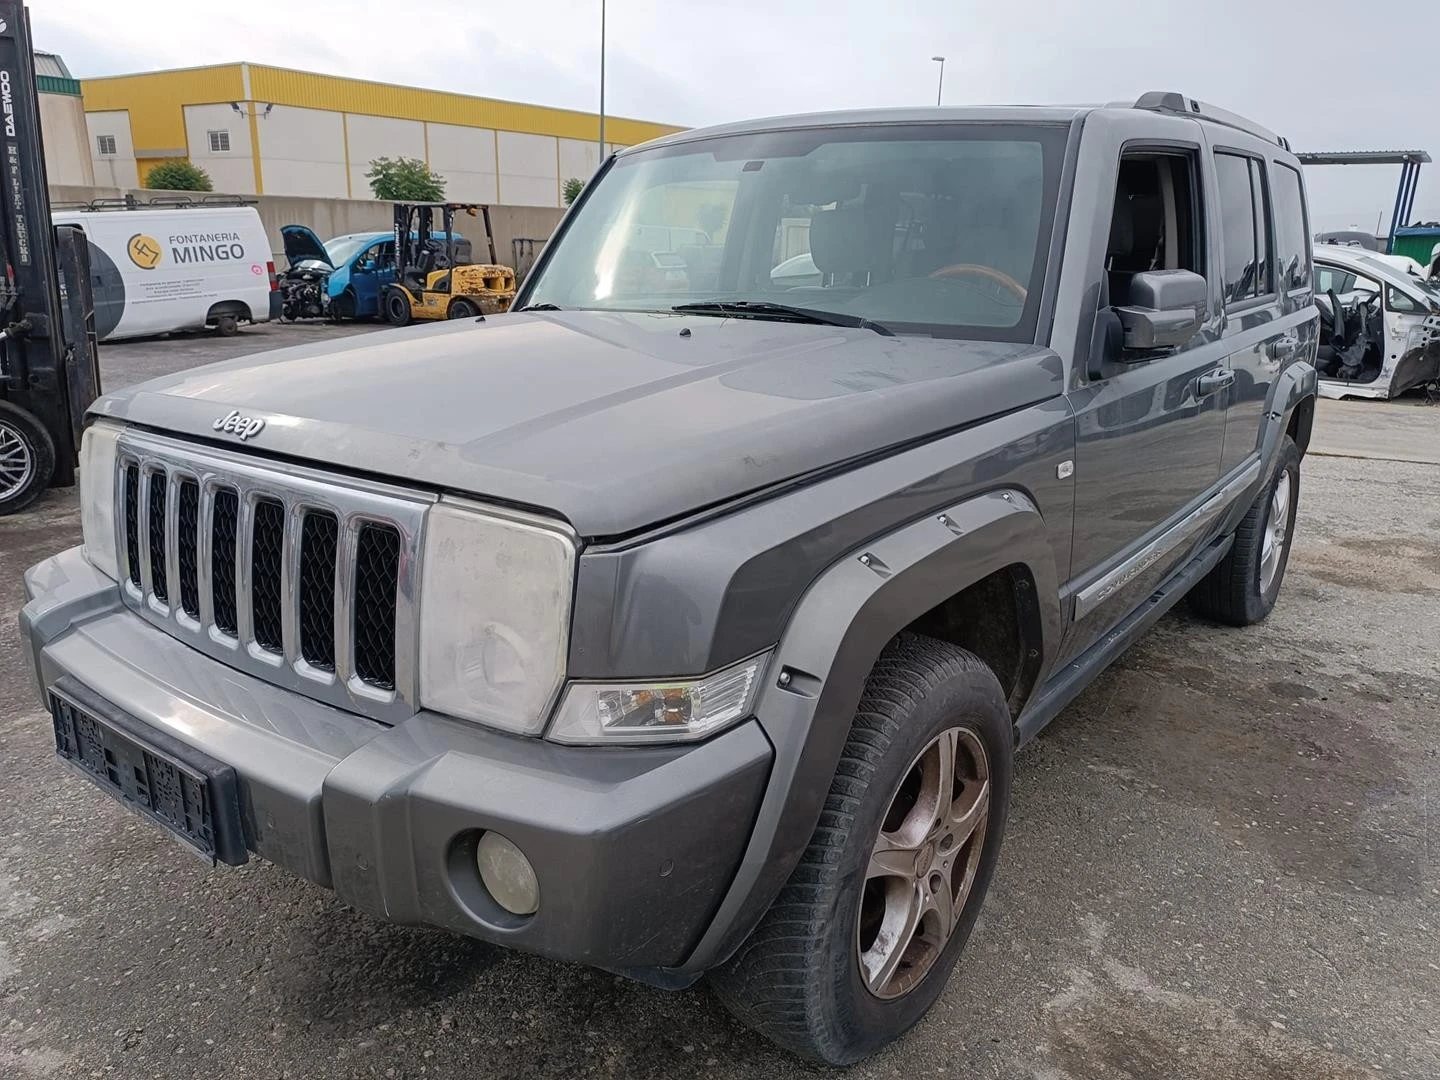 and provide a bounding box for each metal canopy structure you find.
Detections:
[1295,150,1432,252]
